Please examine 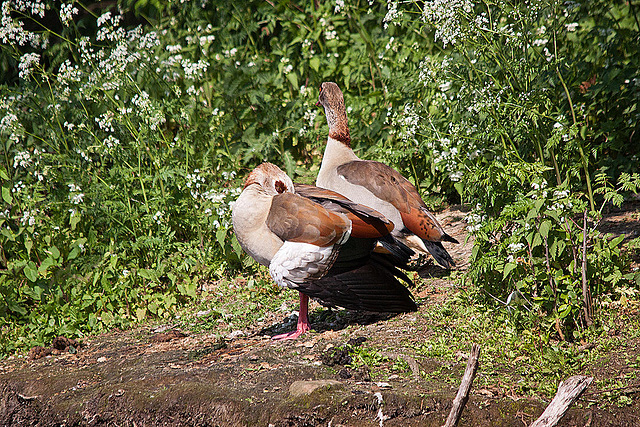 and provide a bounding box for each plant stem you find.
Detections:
[581,209,593,327]
[556,69,595,212]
